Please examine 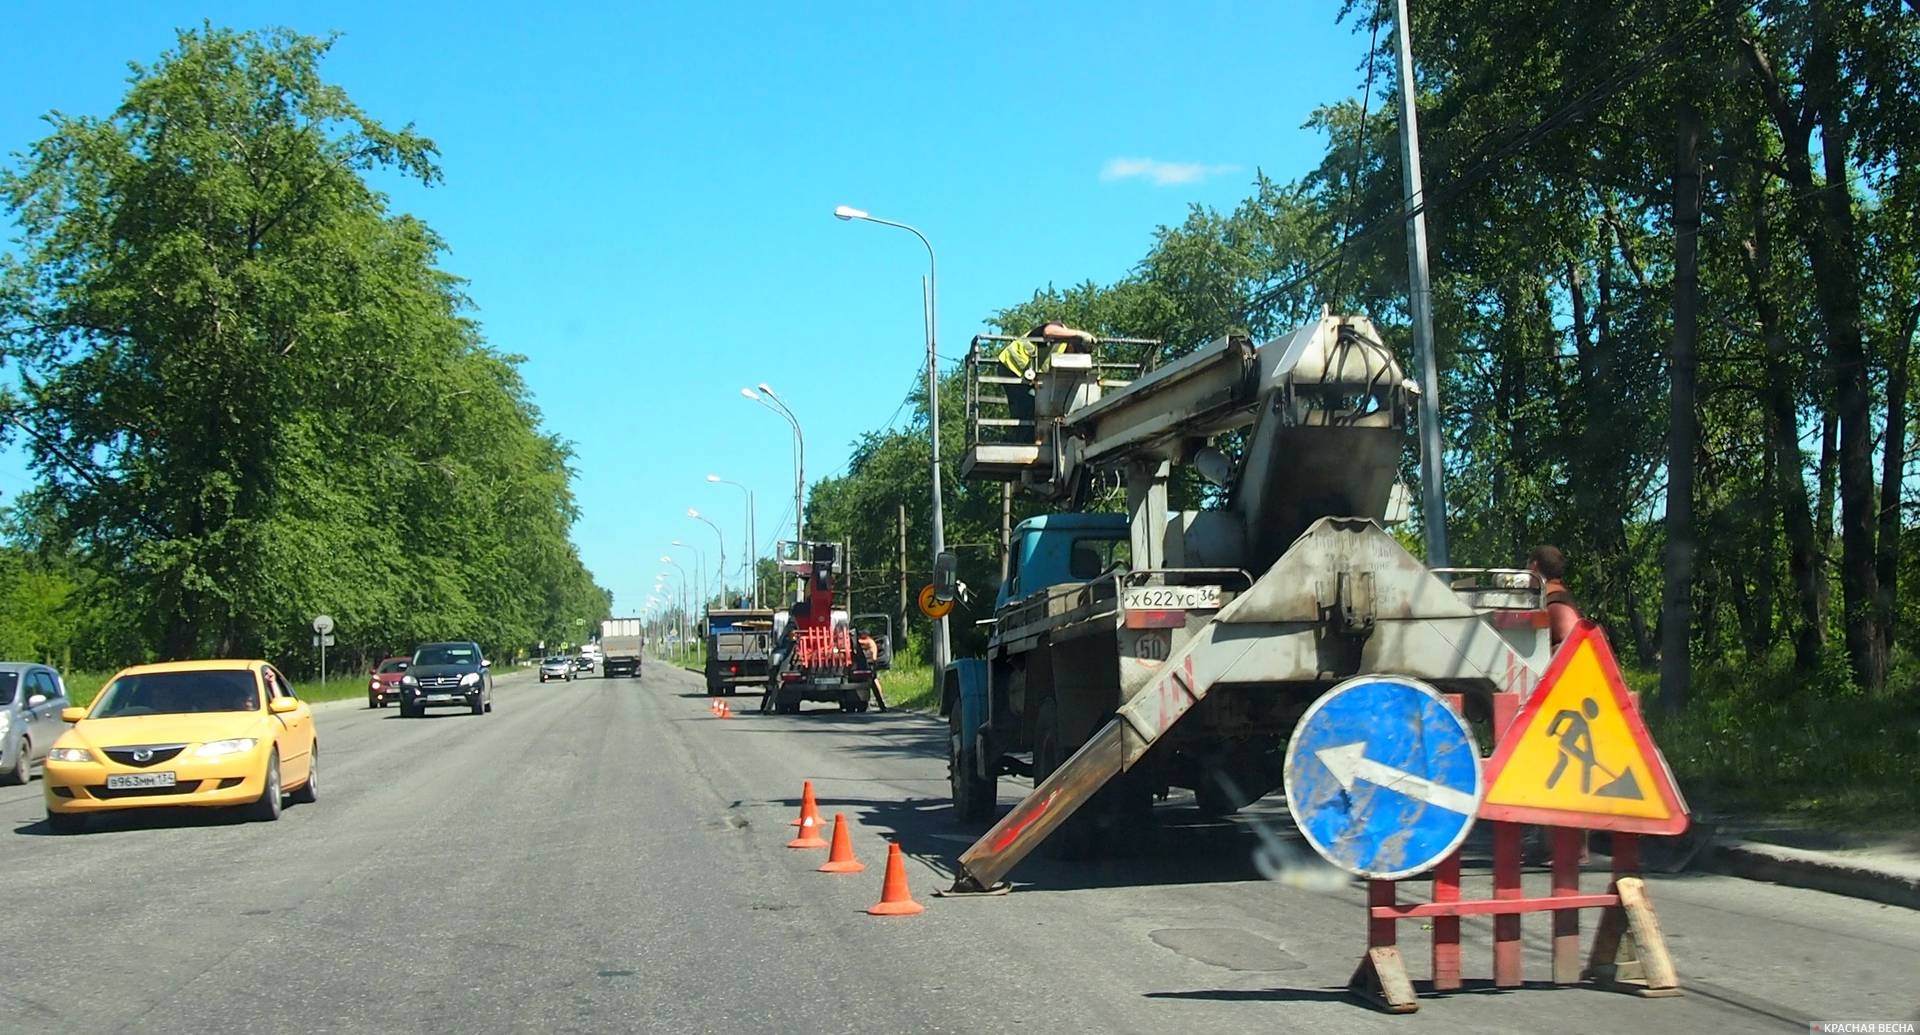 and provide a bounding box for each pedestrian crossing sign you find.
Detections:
[1479,622,1689,834]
